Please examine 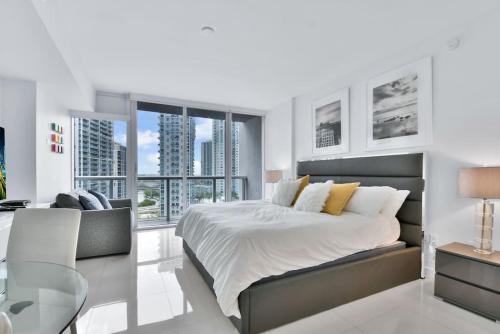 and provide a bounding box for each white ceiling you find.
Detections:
[0,0,91,110]
[38,0,500,109]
